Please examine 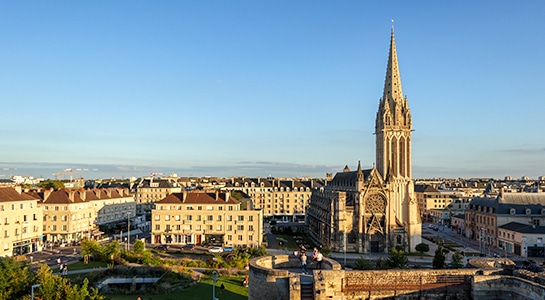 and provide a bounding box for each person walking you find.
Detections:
[301,252,308,274]
[316,251,323,270]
